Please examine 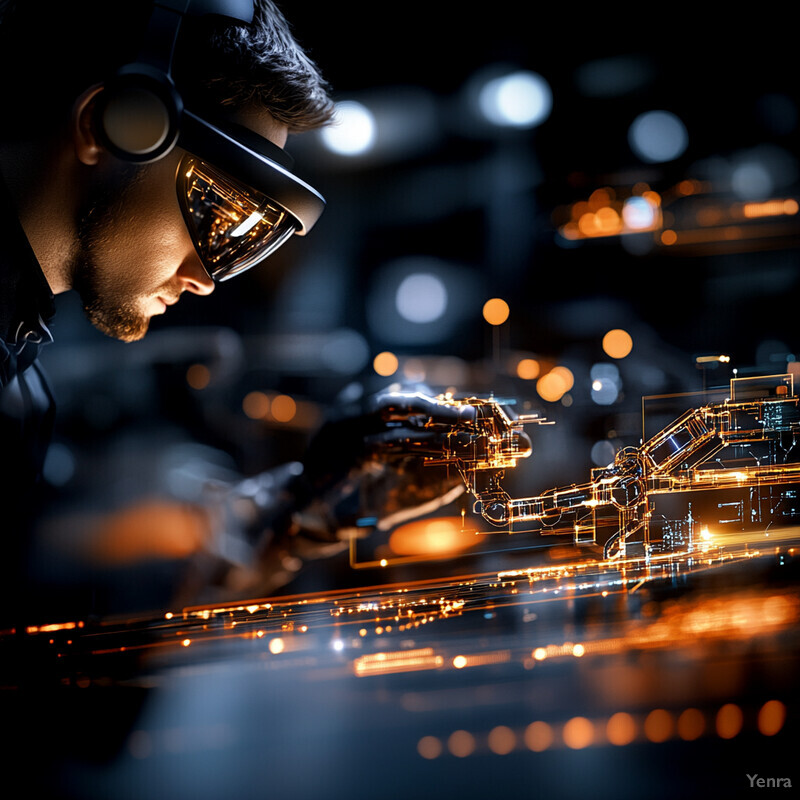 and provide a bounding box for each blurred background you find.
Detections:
[29,5,800,617]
